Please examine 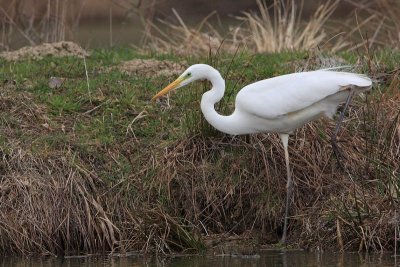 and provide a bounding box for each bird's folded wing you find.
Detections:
[235,71,371,120]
